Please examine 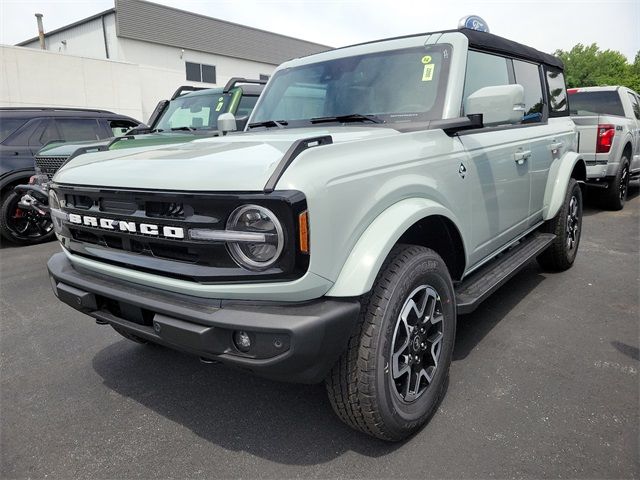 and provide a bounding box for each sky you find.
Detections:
[0,0,638,61]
